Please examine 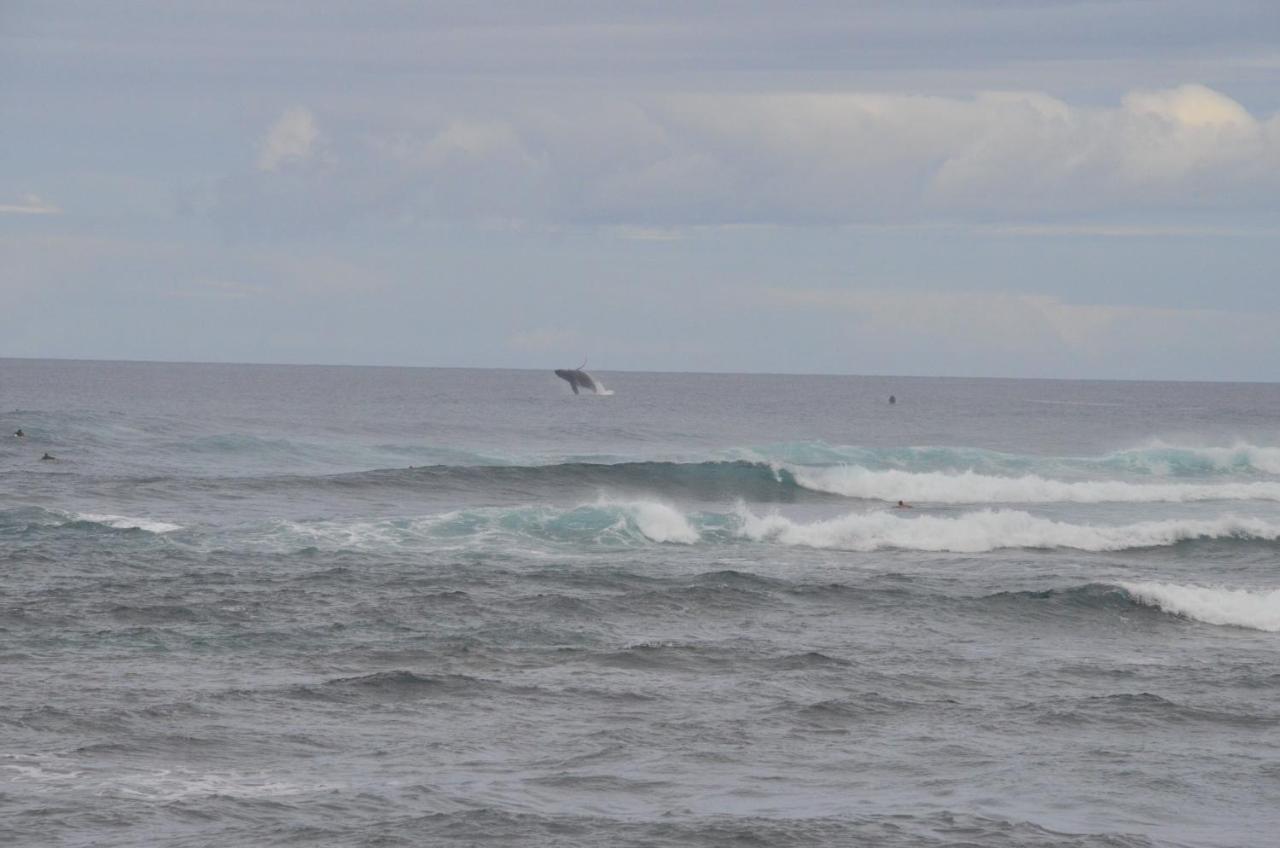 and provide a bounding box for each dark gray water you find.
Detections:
[3,359,1279,847]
